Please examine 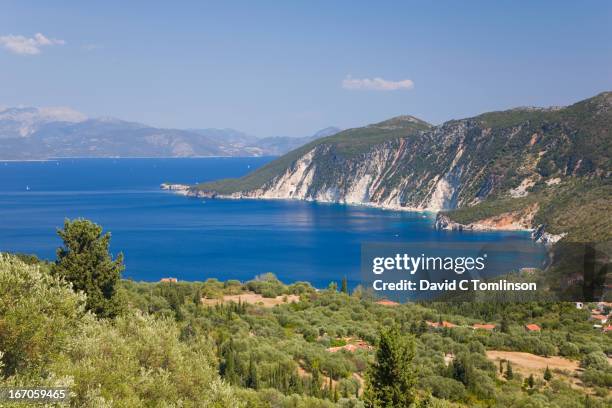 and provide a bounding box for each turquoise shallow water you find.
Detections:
[0,158,544,288]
